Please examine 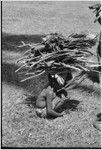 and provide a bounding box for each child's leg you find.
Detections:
[52,96,65,112]
[36,88,47,108]
[53,89,70,112]
[36,88,47,118]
